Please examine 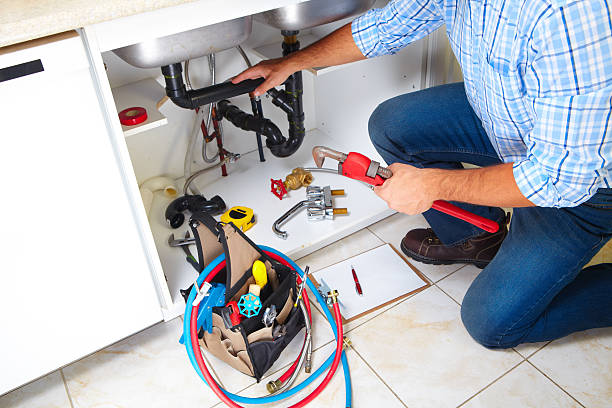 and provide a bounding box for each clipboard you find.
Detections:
[309,244,431,323]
